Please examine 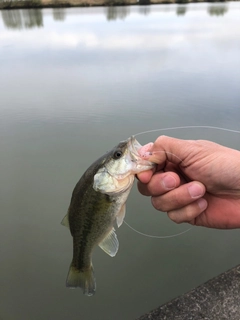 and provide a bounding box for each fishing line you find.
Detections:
[124,125,240,239]
[123,220,193,239]
[134,125,240,137]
